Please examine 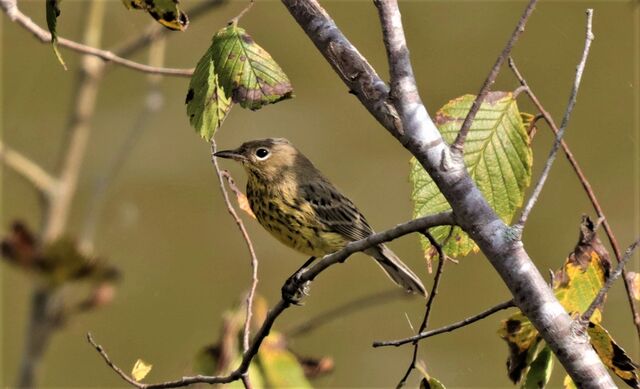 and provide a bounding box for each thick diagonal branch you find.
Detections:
[282,0,614,387]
